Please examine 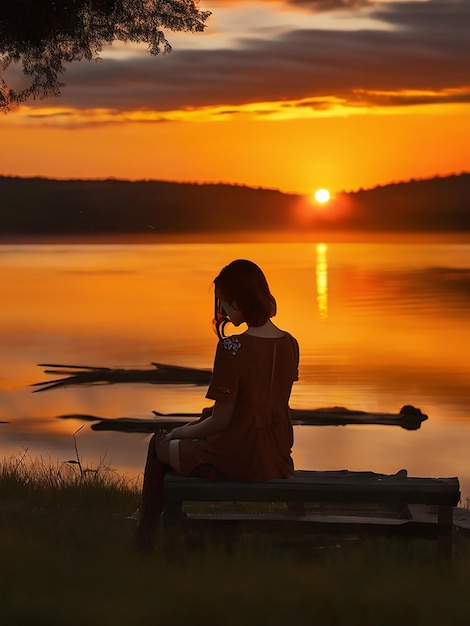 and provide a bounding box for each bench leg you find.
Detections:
[437,504,454,559]
[163,501,187,558]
